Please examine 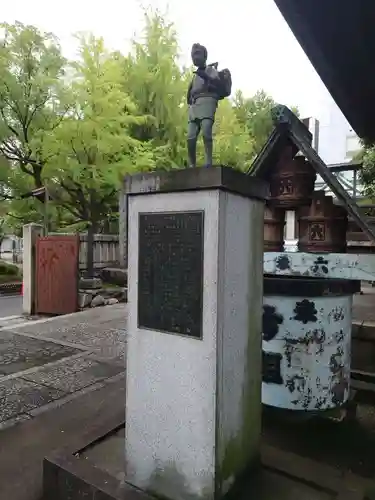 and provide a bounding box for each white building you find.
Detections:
[303,95,364,200]
[318,97,362,164]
